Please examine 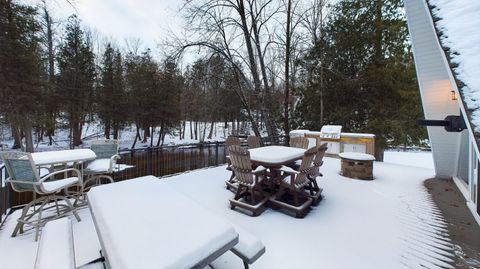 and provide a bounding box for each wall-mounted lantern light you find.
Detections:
[451,90,457,101]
